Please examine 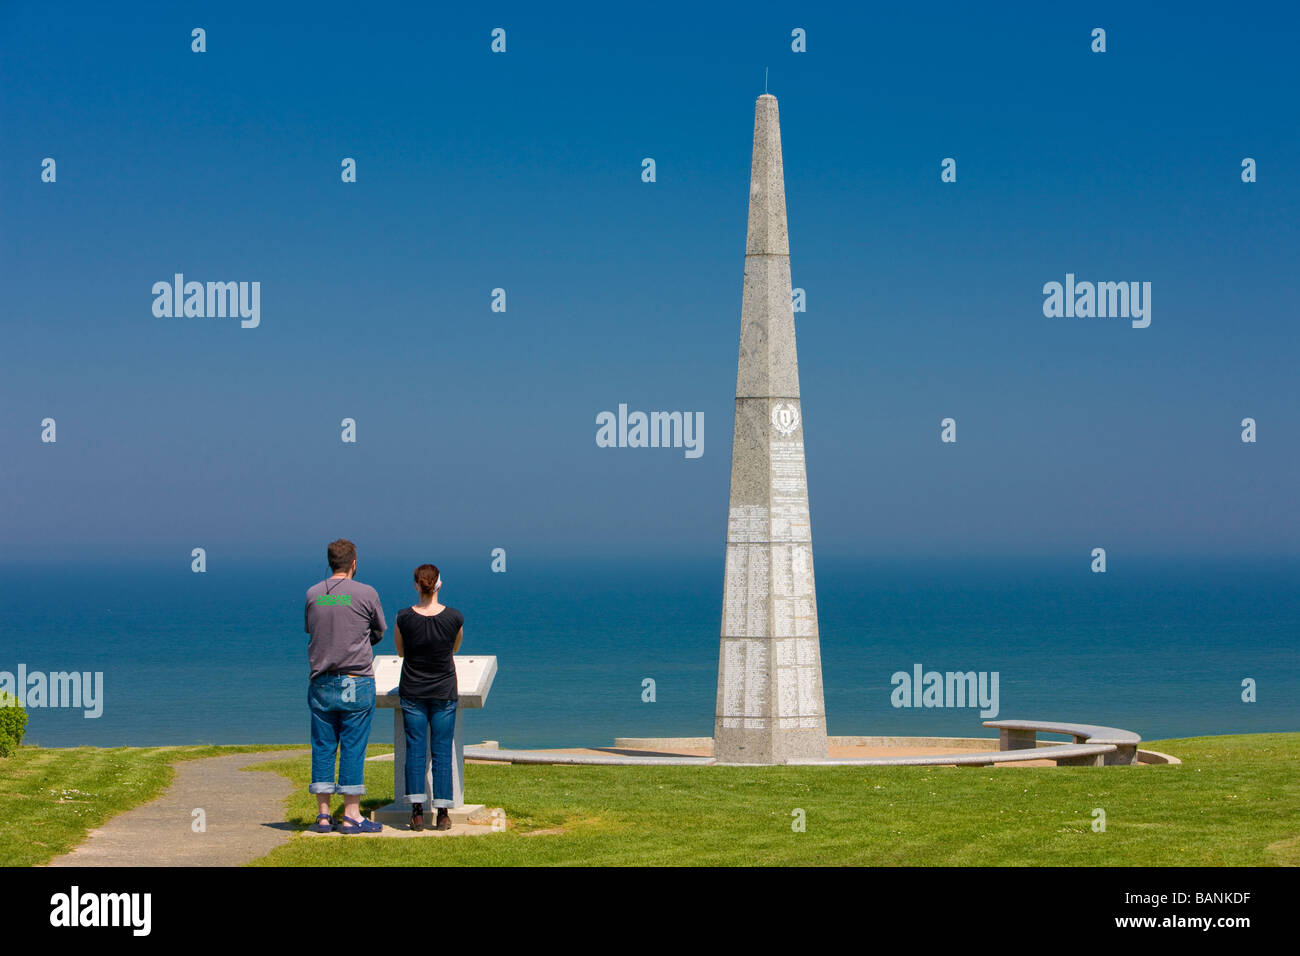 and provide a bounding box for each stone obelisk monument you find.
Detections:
[714,94,829,764]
